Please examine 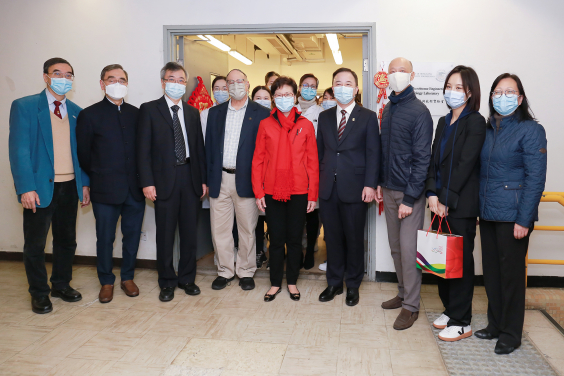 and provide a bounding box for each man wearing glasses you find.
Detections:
[205,69,270,291]
[9,57,90,314]
[137,62,207,302]
[77,64,145,304]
